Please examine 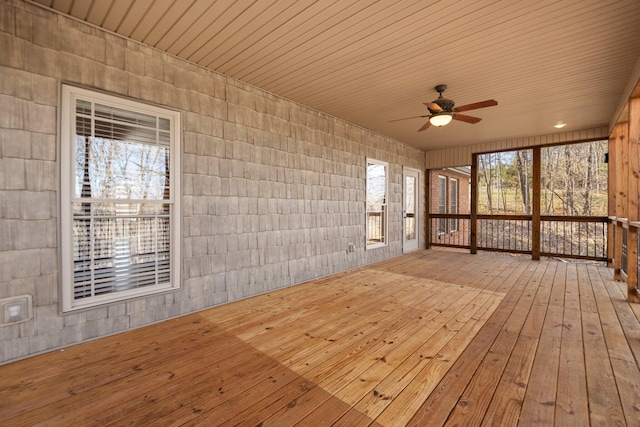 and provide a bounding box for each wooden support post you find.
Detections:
[607,134,616,267]
[627,97,640,302]
[629,227,640,303]
[532,147,541,261]
[614,122,628,281]
[425,169,431,249]
[470,154,478,254]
